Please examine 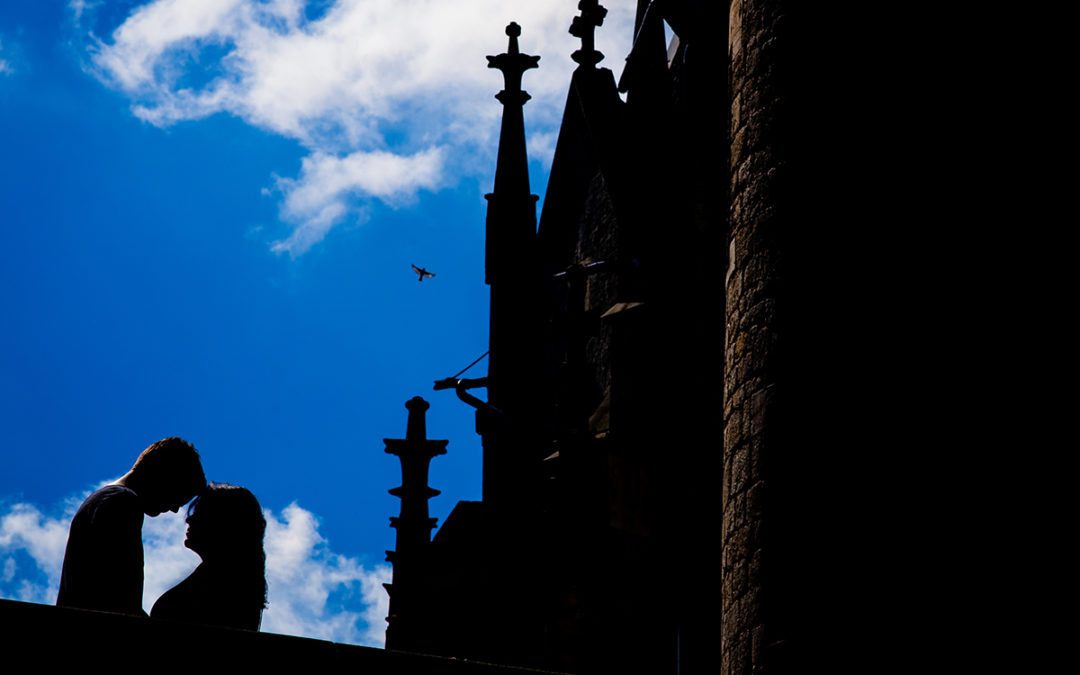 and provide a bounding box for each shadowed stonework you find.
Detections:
[384,3,726,673]
[385,2,883,674]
